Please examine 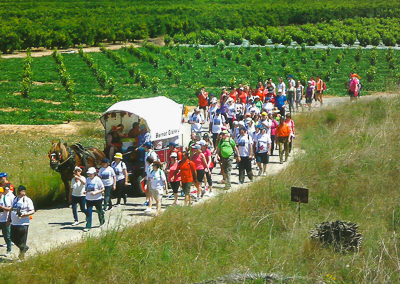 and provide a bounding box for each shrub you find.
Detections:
[164,35,172,45]
[366,66,377,82]
[151,76,160,93]
[321,52,327,62]
[195,49,202,60]
[265,47,271,56]
[235,53,241,64]
[179,55,185,66]
[245,57,252,66]
[382,34,396,46]
[301,53,308,64]
[315,59,321,69]
[255,52,262,62]
[212,56,217,67]
[335,54,342,64]
[174,71,181,85]
[224,49,232,60]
